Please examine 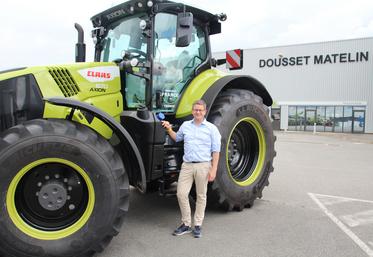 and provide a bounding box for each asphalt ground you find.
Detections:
[98,131,373,257]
